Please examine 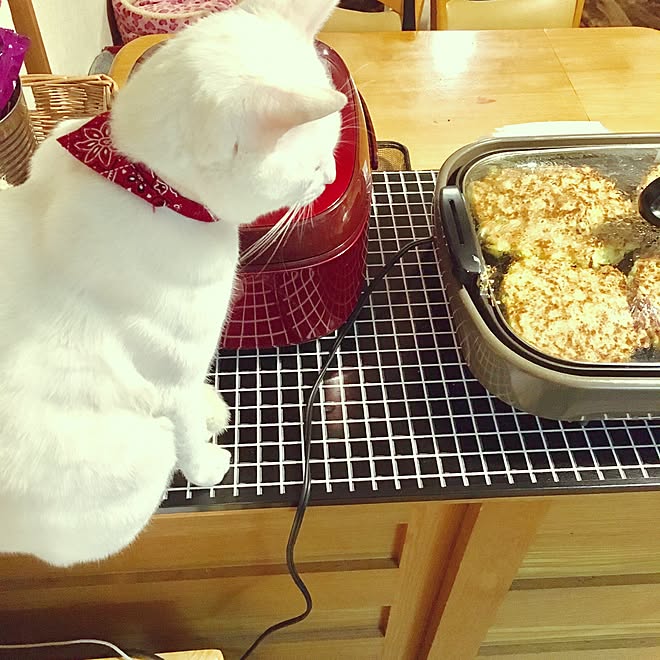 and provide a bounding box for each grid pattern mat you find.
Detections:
[162,171,660,510]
